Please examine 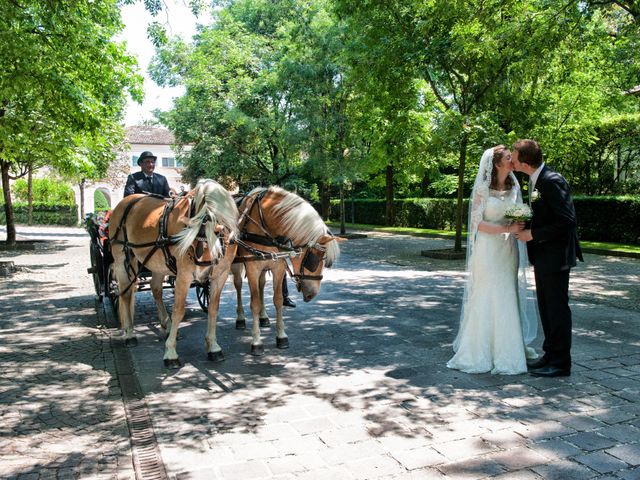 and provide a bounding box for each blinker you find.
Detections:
[303,250,321,272]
